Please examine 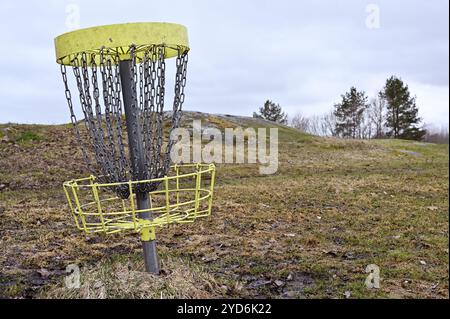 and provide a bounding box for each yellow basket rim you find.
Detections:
[63,163,215,188]
[63,163,216,234]
[54,22,189,66]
